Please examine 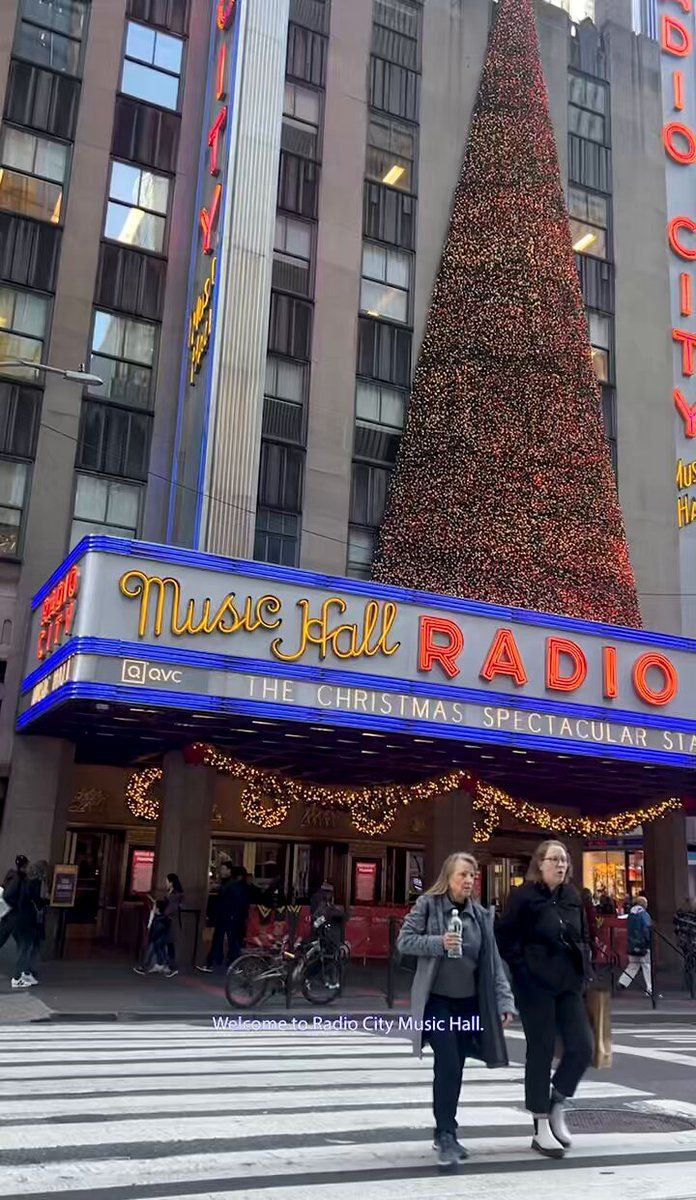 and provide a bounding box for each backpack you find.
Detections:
[627,909,649,956]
